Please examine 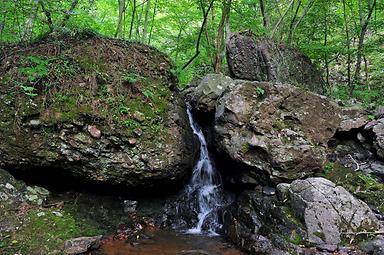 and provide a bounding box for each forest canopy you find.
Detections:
[1,0,383,107]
